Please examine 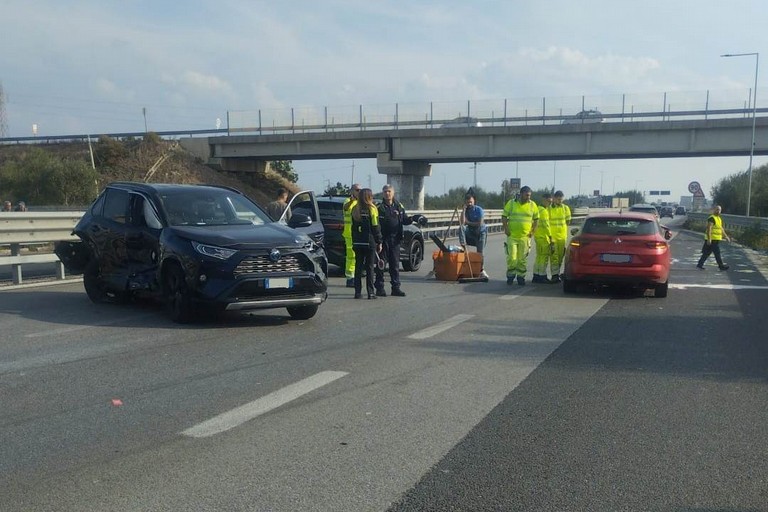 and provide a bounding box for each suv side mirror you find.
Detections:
[664,229,672,240]
[570,227,580,236]
[288,213,312,228]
